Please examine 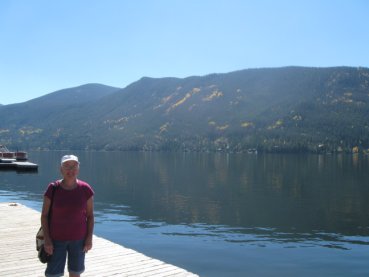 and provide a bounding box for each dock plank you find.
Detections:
[0,203,198,277]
